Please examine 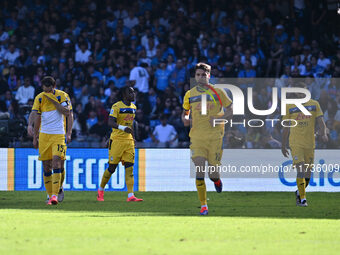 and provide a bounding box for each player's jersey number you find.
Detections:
[57,144,66,155]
